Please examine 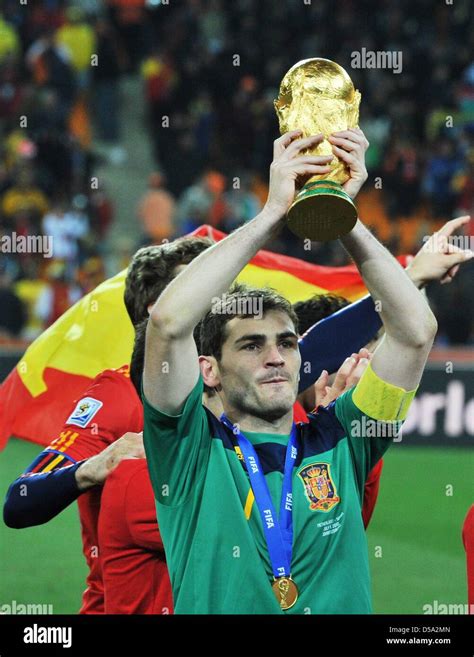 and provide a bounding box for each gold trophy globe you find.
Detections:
[274,58,361,241]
